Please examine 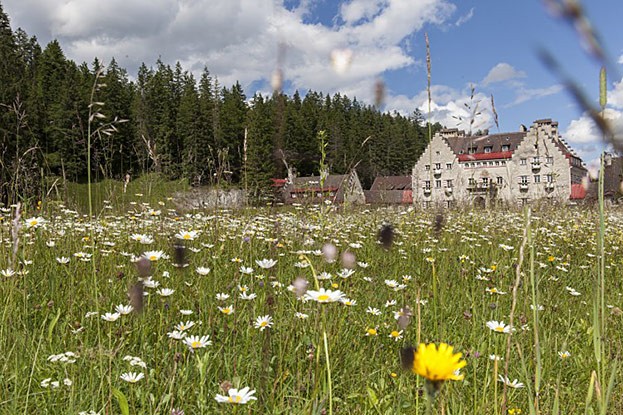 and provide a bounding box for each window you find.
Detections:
[468,178,476,186]
[446,179,453,188]
[424,180,431,189]
[482,177,489,186]
[425,164,430,171]
[497,176,503,185]
[532,156,540,163]
[534,175,540,183]
[291,193,297,198]
[546,174,553,183]
[435,180,442,189]
[436,151,441,155]
[501,144,510,151]
[446,200,453,208]
[446,163,452,170]
[520,158,527,165]
[484,146,493,153]
[521,198,529,206]
[546,156,554,164]
[519,175,528,184]
[423,201,432,208]
[468,147,477,154]
[495,161,500,166]
[435,163,441,170]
